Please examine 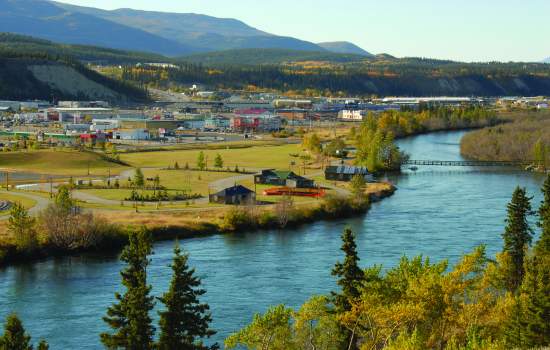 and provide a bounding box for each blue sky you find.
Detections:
[58,0,550,62]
